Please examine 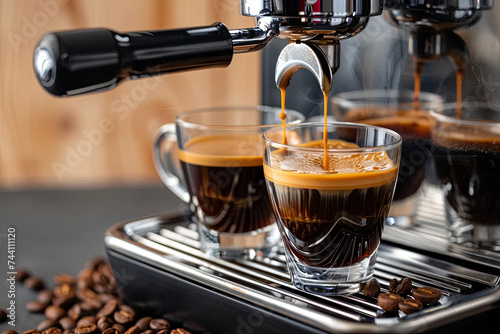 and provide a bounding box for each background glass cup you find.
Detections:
[153,106,305,259]
[263,122,402,295]
[331,90,443,226]
[431,103,500,250]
